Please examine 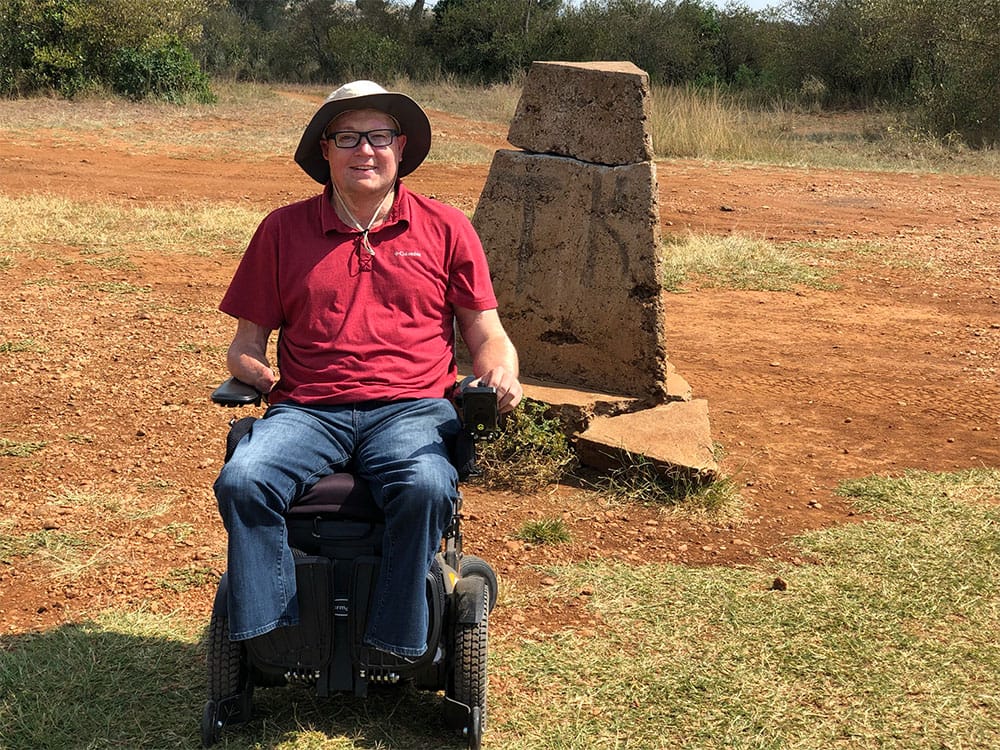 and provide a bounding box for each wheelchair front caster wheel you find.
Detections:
[201,701,222,748]
[466,705,483,749]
